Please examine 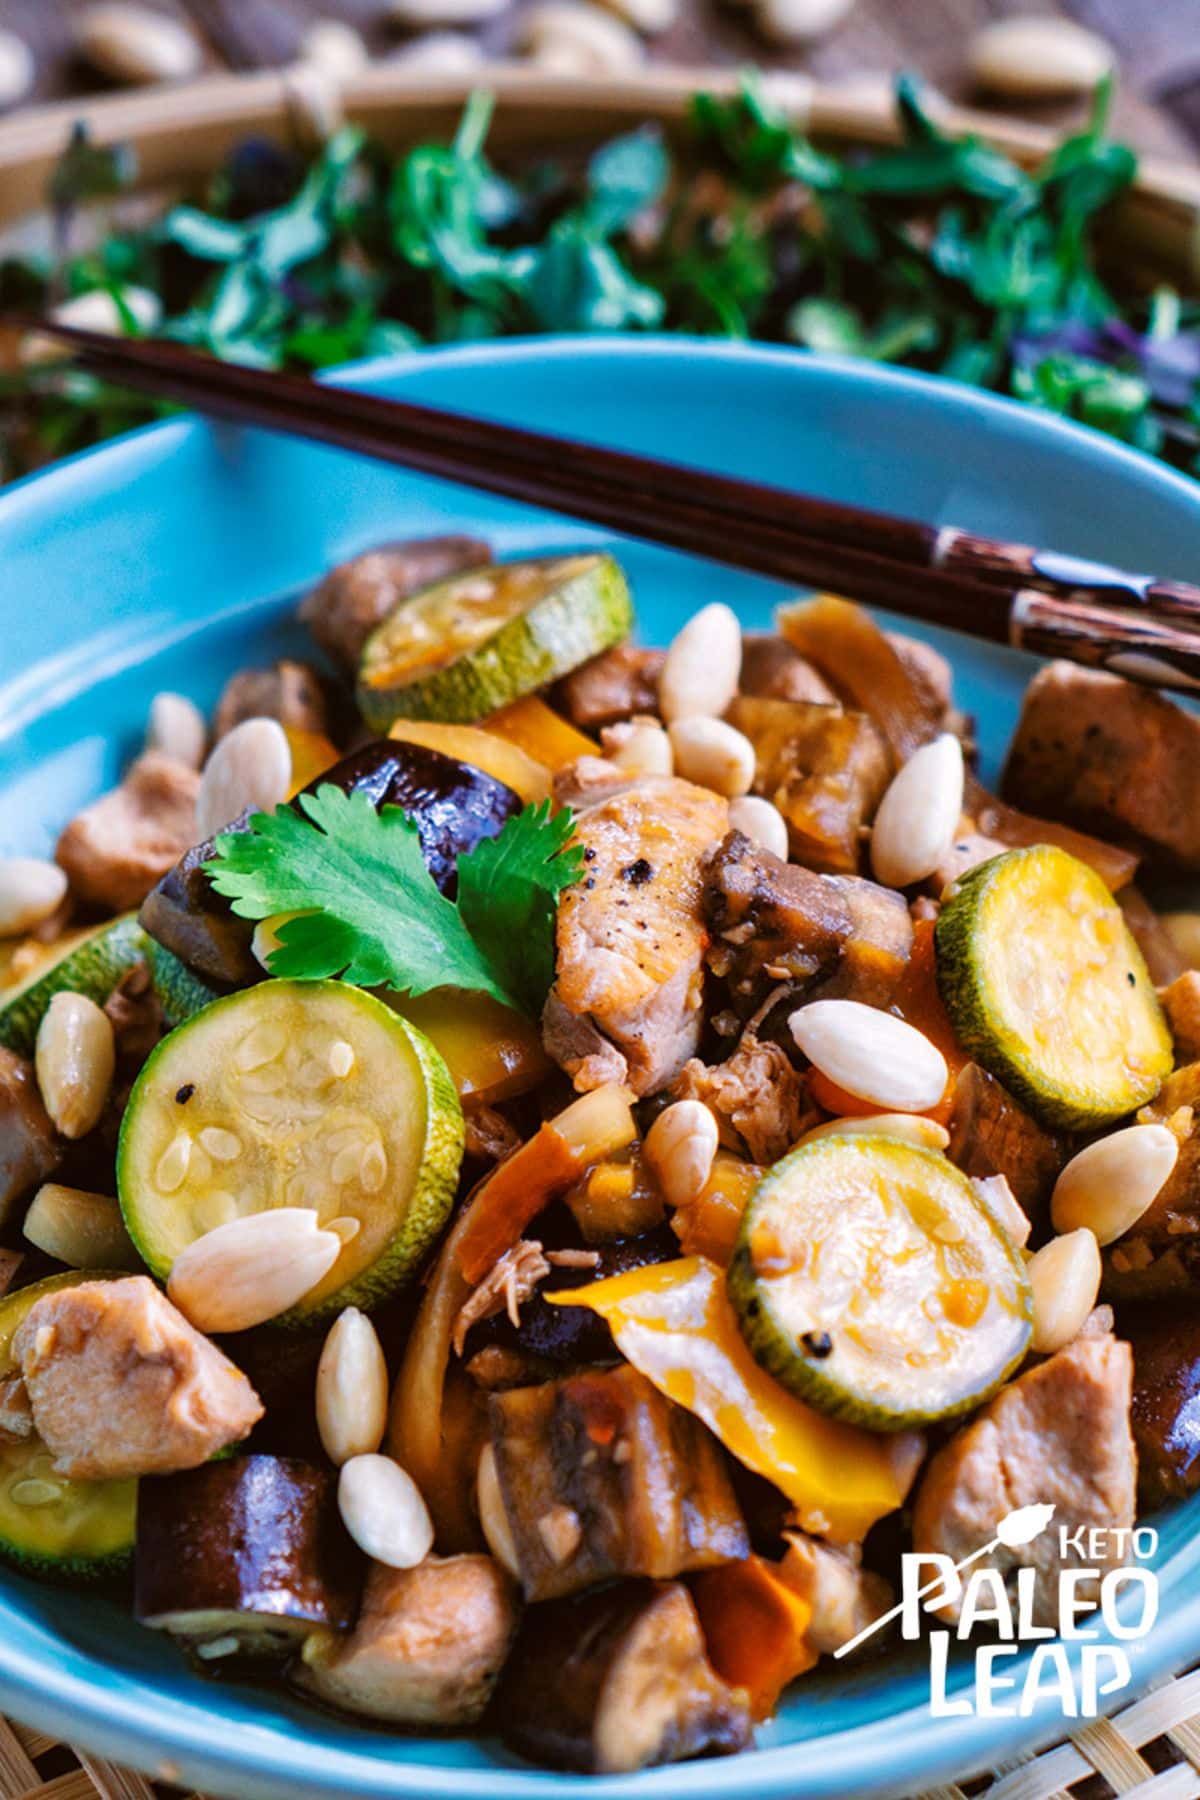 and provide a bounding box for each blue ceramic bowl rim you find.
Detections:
[2,333,1200,1800]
